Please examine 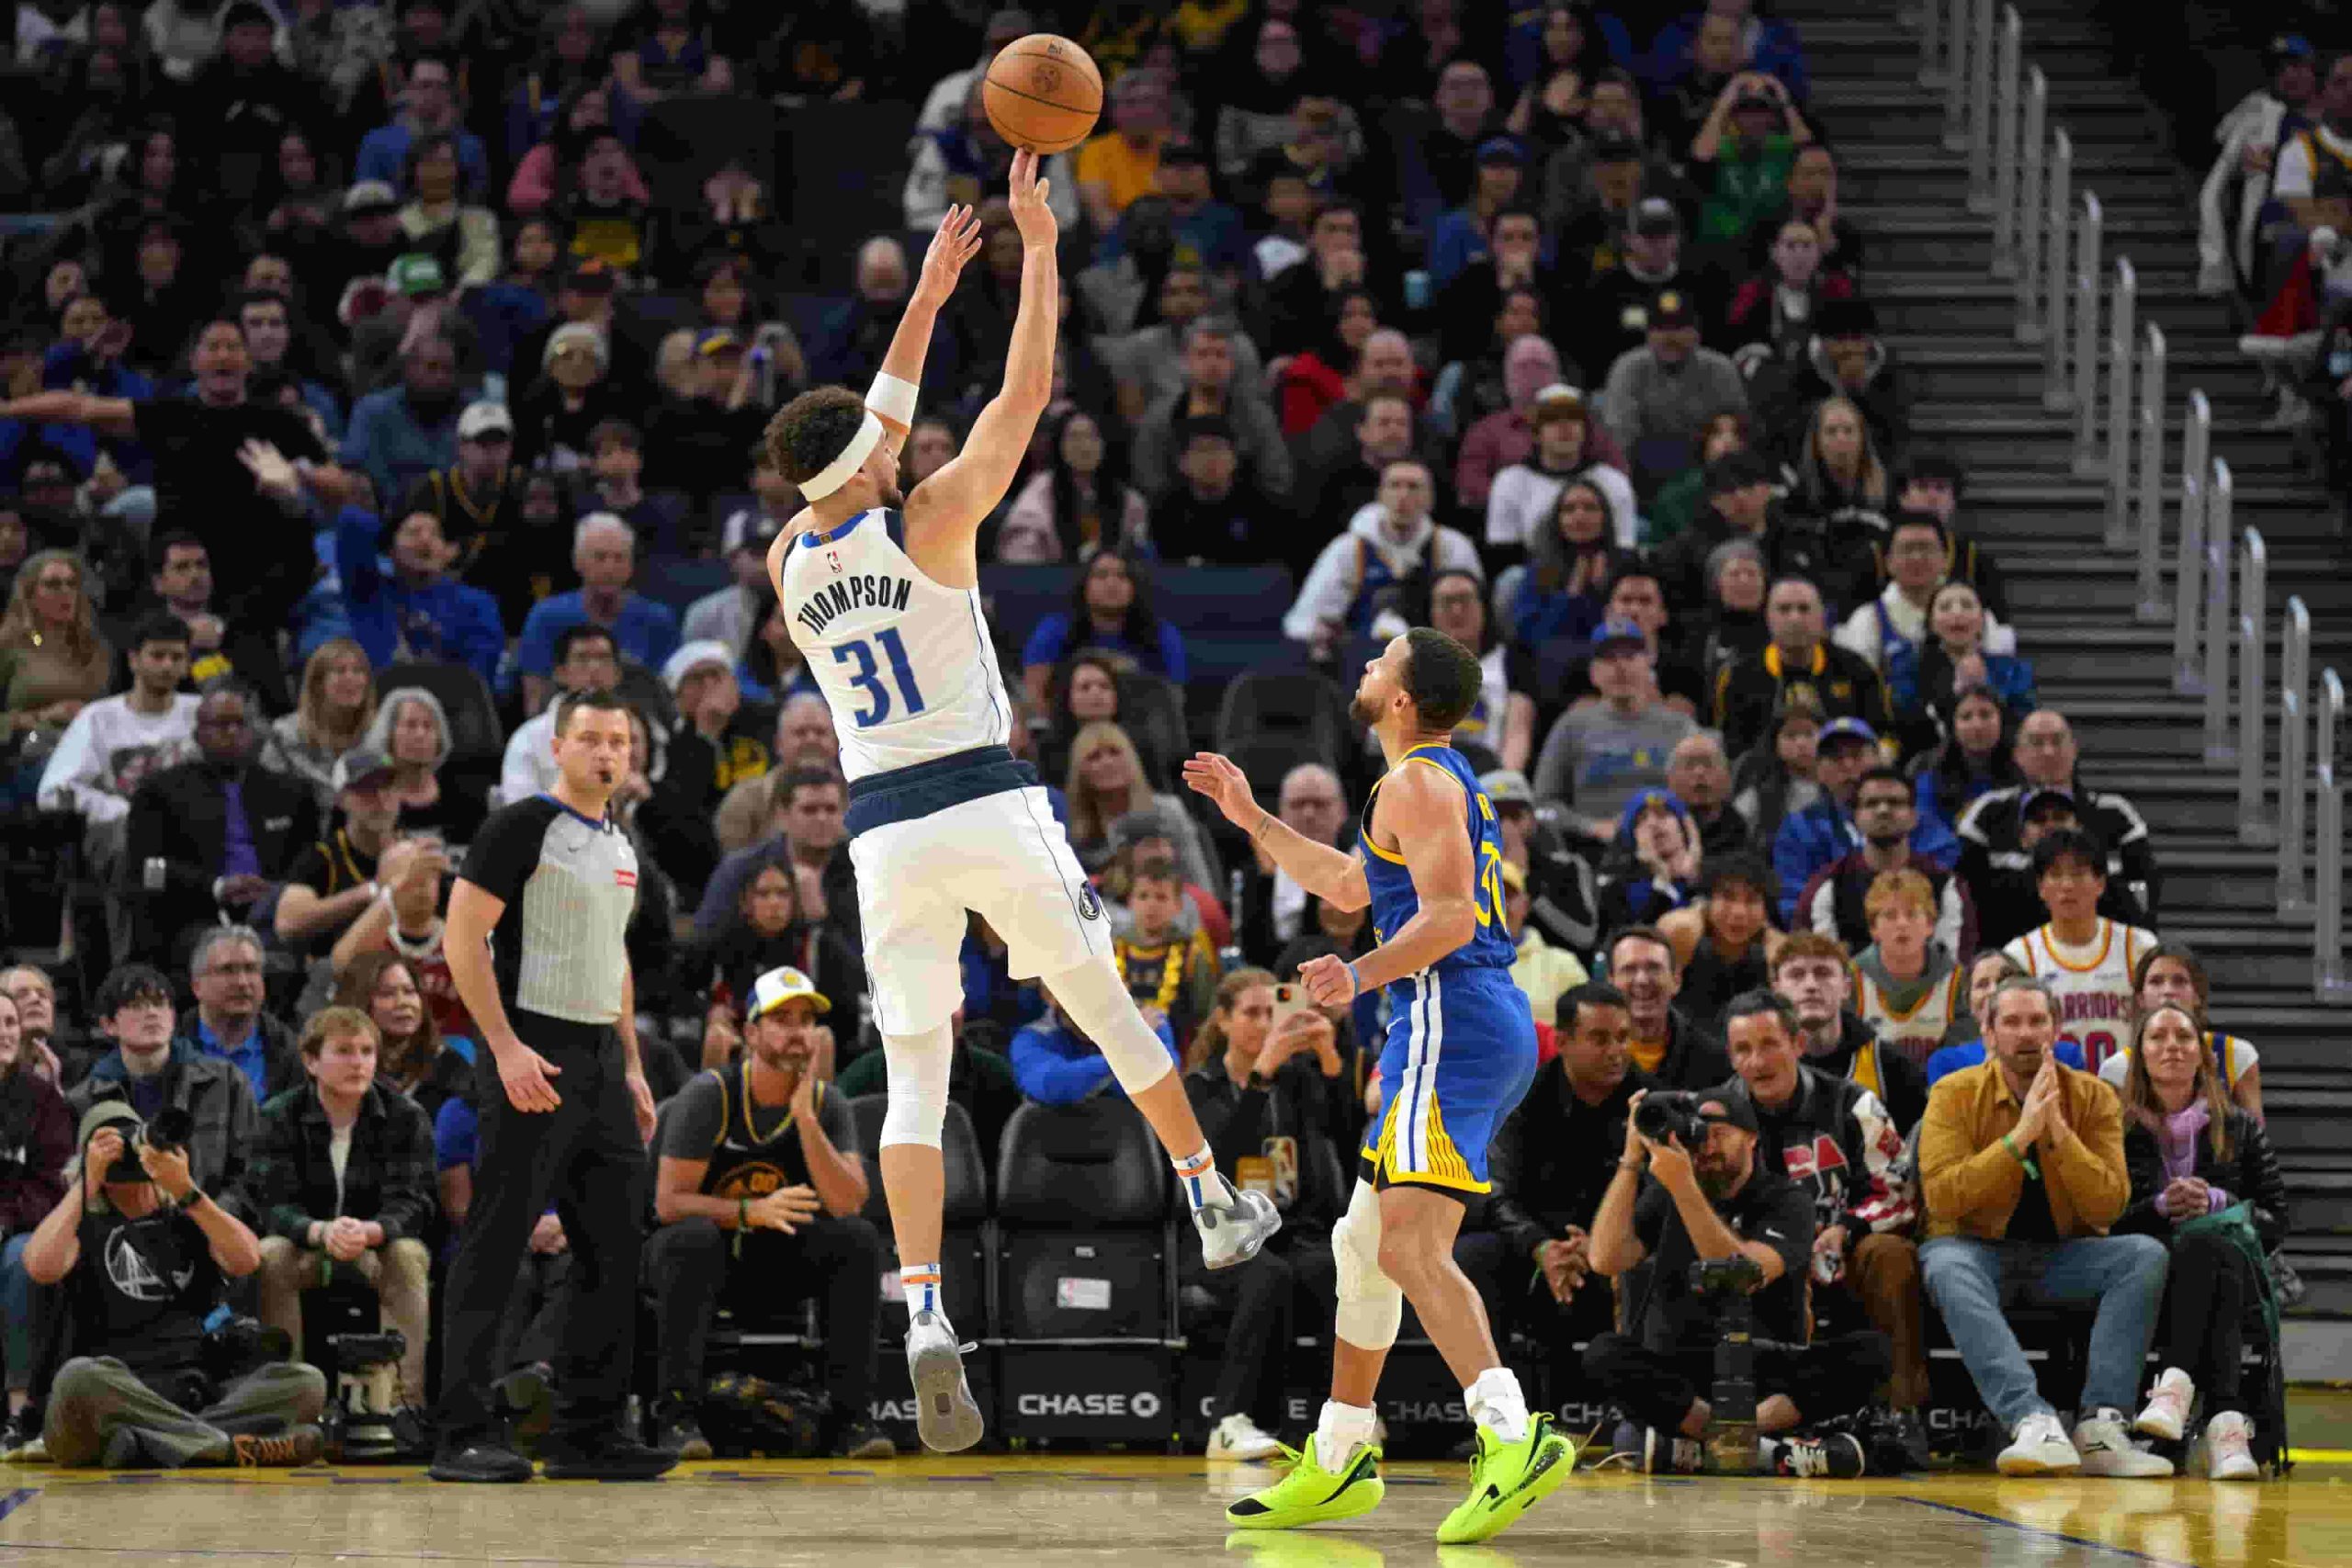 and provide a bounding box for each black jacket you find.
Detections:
[1488,1064,1657,1260]
[1718,1065,1917,1244]
[1647,1007,1735,1092]
[1954,779,2159,949]
[1713,640,1892,761]
[251,1080,439,1247]
[119,761,320,964]
[1804,1011,1928,1133]
[2117,1108,2288,1251]
[169,1011,305,1104]
[1182,1053,1348,1234]
[67,1044,260,1223]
